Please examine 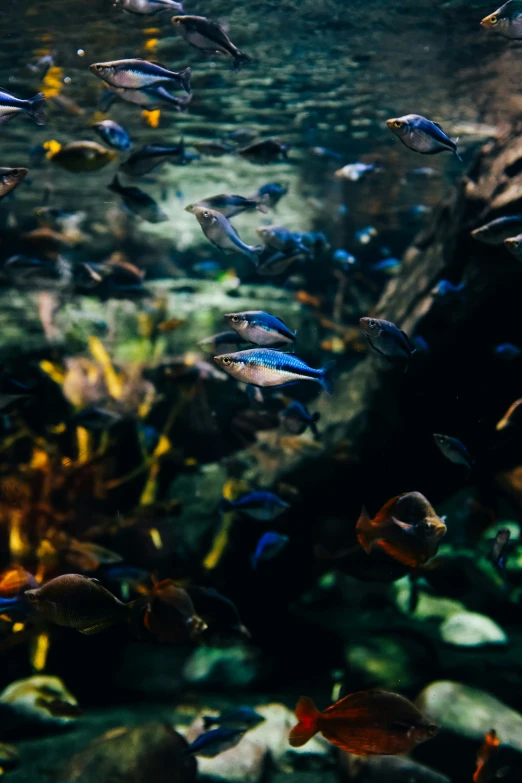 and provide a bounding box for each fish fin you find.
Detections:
[27,93,46,126]
[289,696,320,748]
[107,174,121,194]
[256,194,271,214]
[202,716,216,730]
[249,245,265,267]
[178,67,192,95]
[78,618,115,635]
[232,51,251,73]
[454,138,463,163]
[392,516,415,535]
[320,360,336,394]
